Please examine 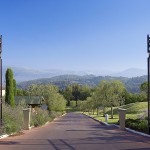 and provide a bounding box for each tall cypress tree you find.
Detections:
[5,68,15,107]
[13,79,17,96]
